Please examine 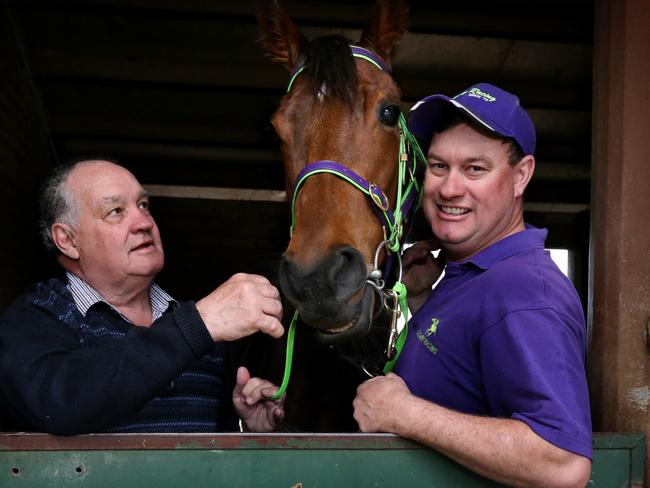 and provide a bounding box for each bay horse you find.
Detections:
[248,0,426,431]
